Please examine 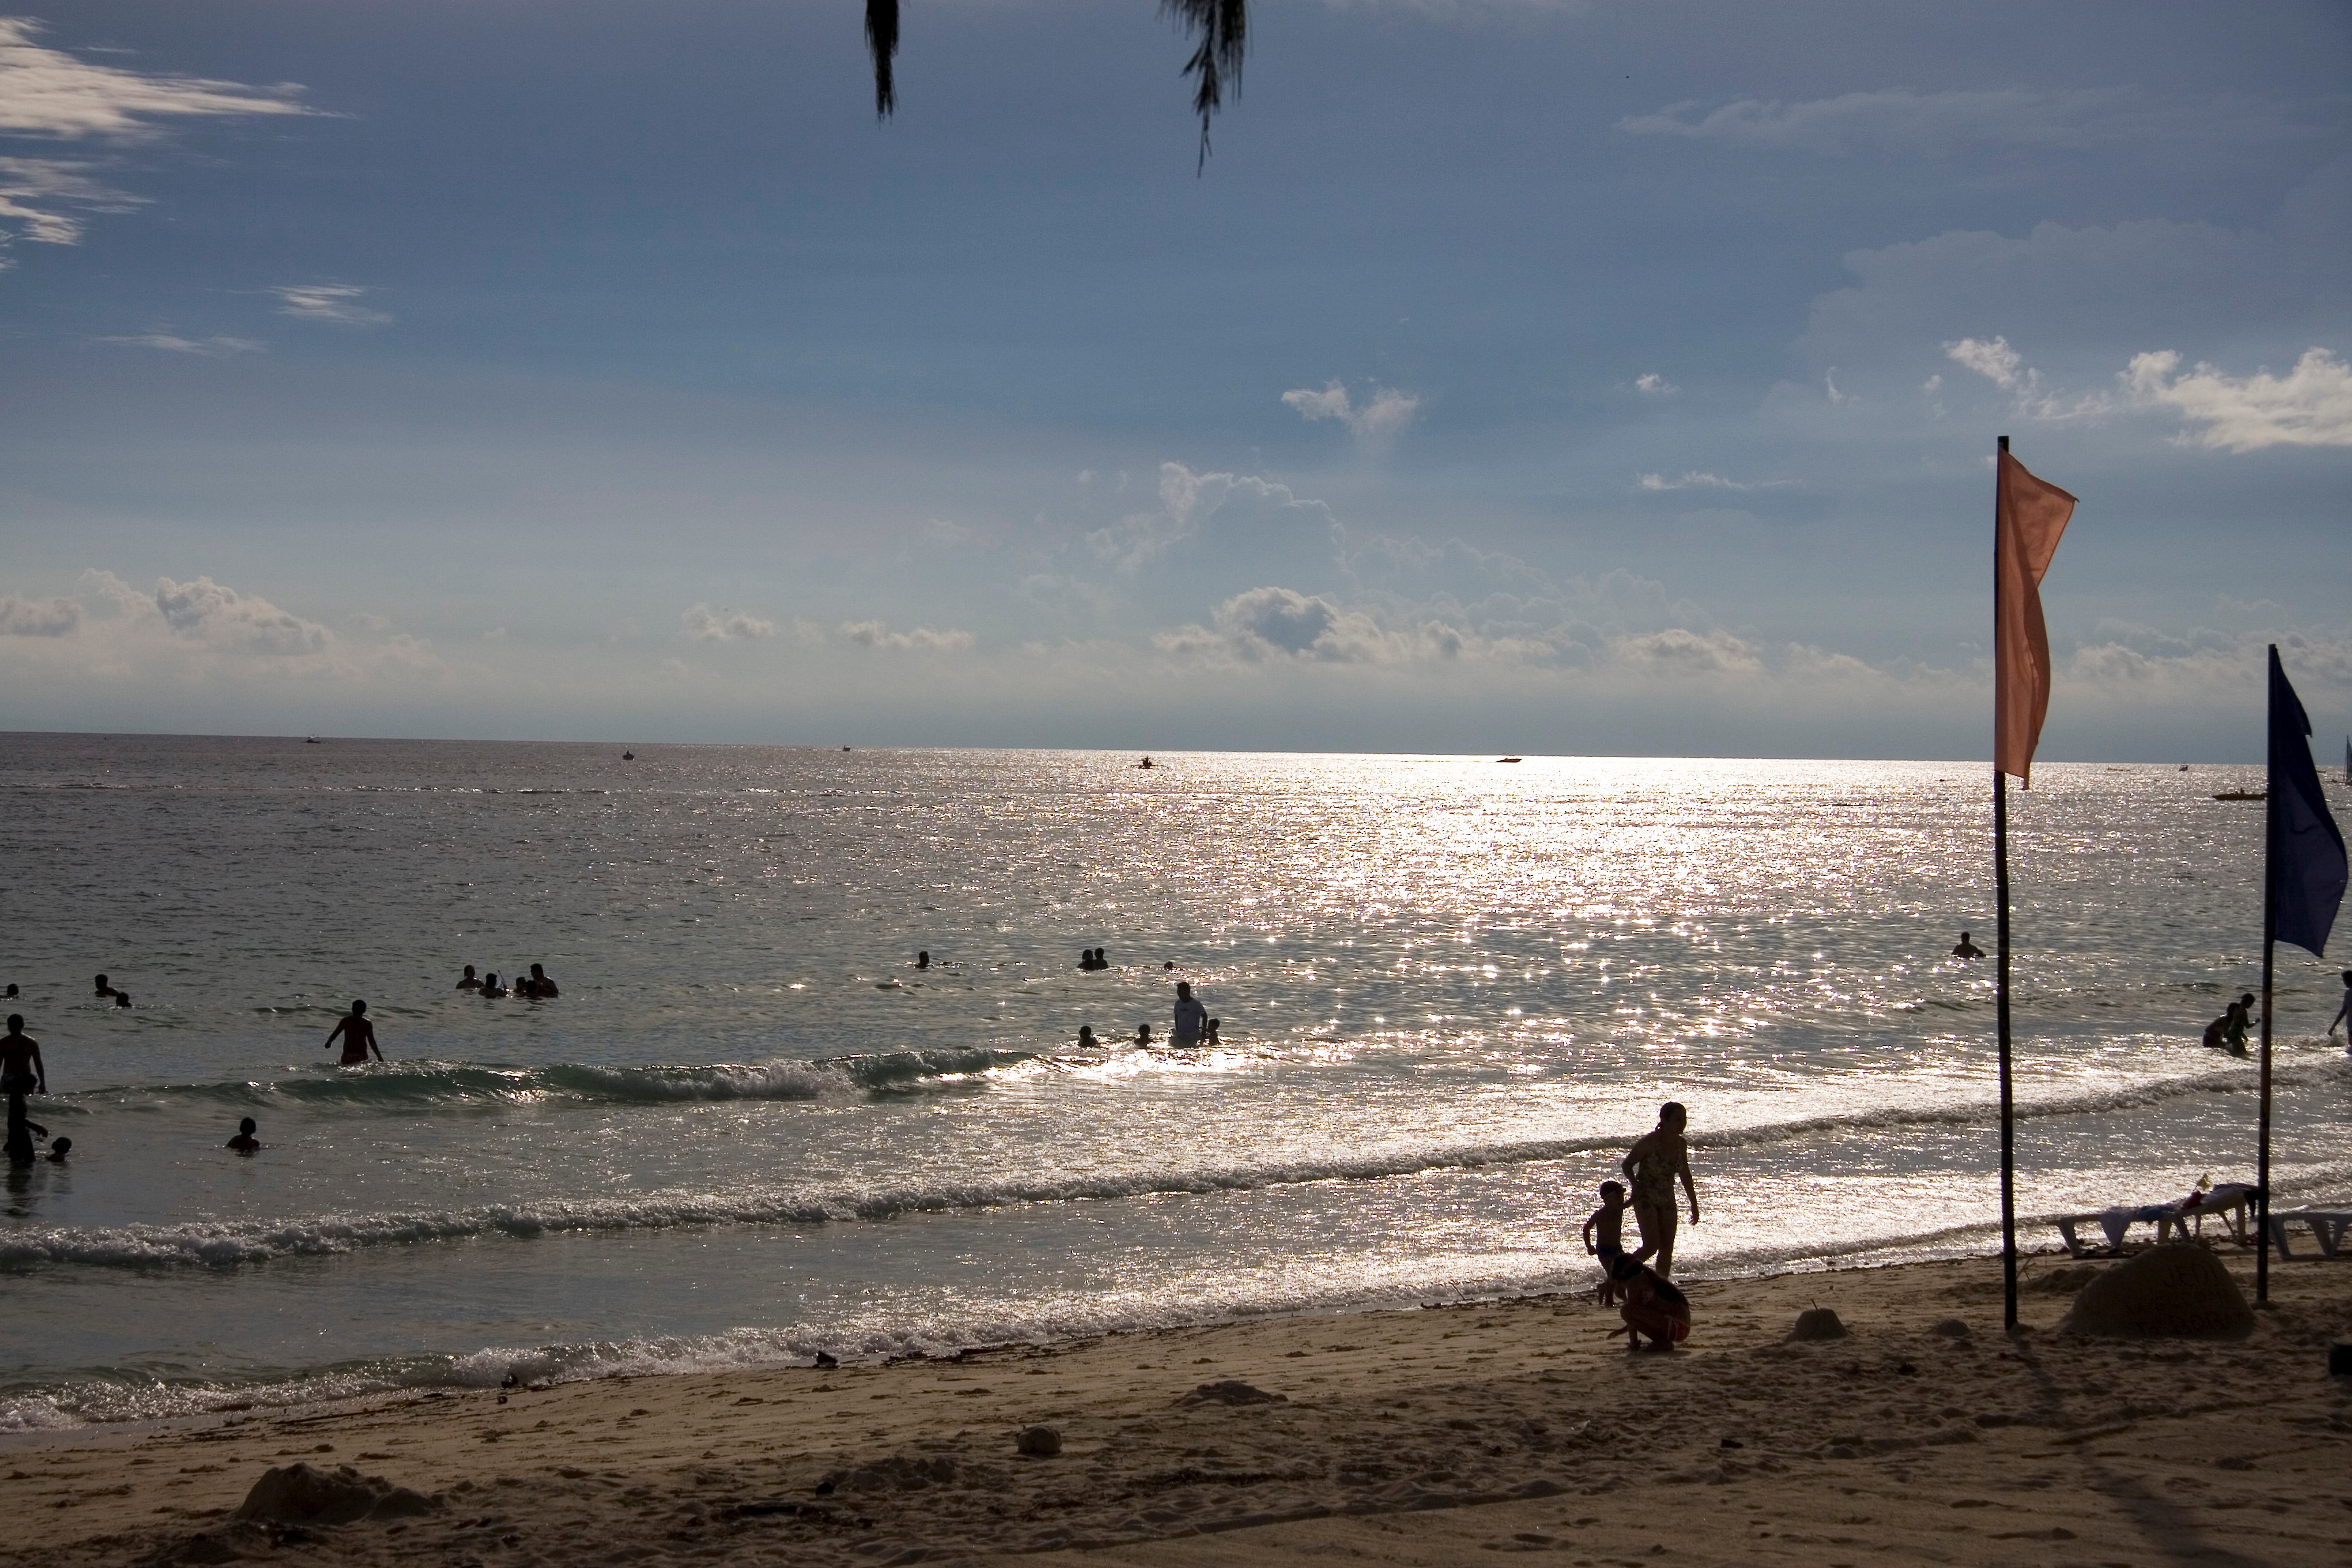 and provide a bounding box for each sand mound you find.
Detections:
[2034,1264,2103,1294]
[1179,1379,1286,1406]
[1788,1308,1847,1341]
[820,1455,960,1492]
[2057,1245,2253,1340]
[234,1462,439,1526]
[1017,1424,1062,1456]
[1930,1318,1970,1338]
